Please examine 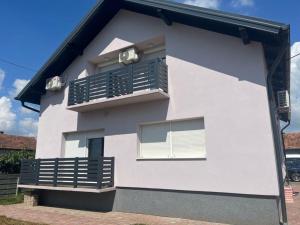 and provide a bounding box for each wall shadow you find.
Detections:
[84,10,266,87]
[76,99,170,136]
[38,189,116,212]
